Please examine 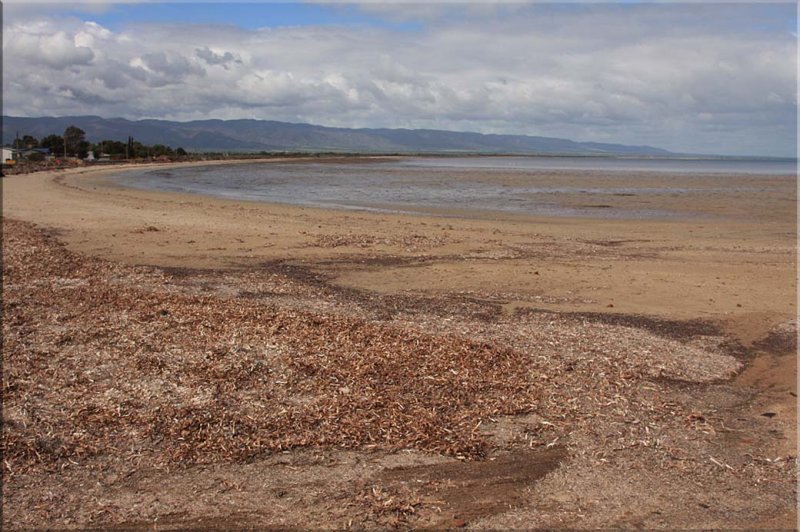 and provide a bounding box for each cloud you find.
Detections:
[2,4,796,156]
[135,51,207,86]
[195,46,241,68]
[5,23,95,68]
